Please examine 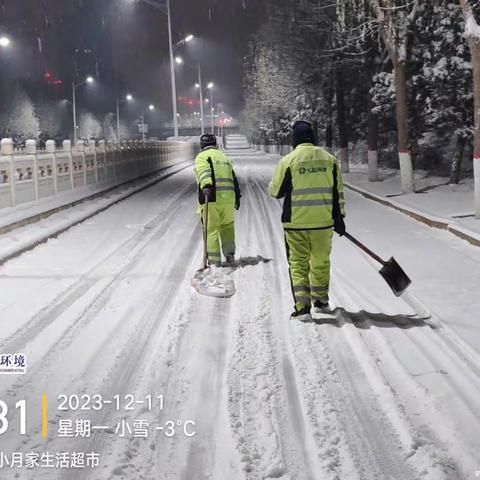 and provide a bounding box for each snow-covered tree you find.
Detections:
[0,82,40,143]
[36,100,62,142]
[79,112,102,141]
[410,2,472,183]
